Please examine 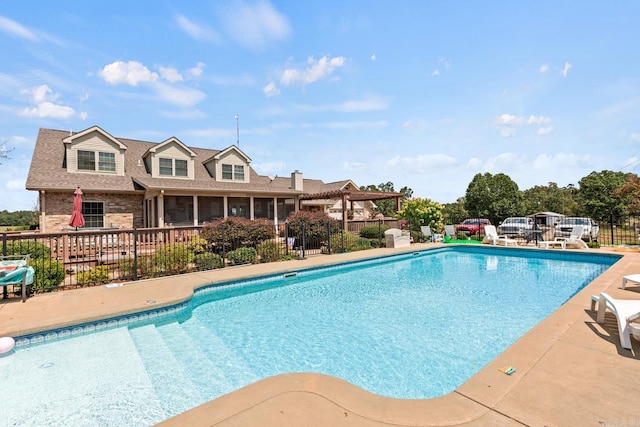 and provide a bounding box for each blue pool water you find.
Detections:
[0,247,619,426]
